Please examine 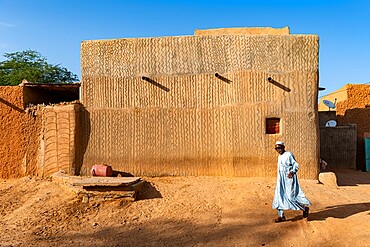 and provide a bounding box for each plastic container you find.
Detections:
[91,164,113,177]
